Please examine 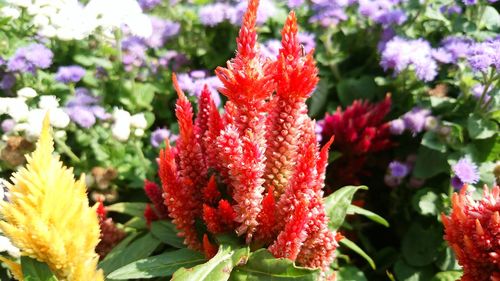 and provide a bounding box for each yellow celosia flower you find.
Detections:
[0,115,104,281]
